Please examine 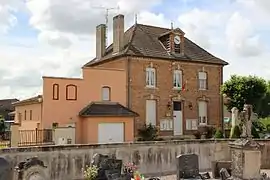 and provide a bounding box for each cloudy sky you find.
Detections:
[0,0,269,100]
